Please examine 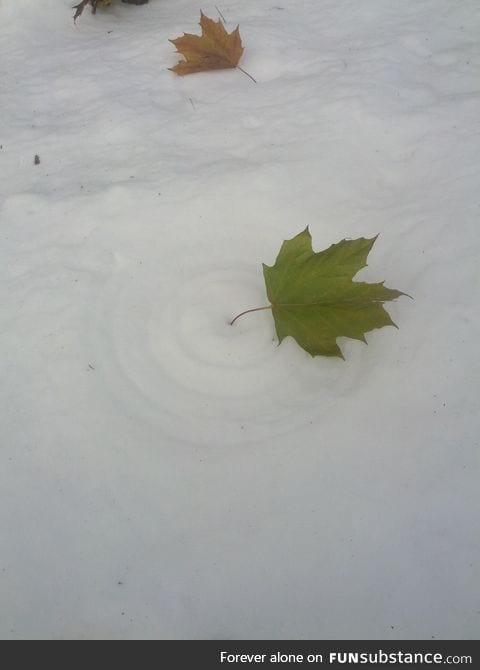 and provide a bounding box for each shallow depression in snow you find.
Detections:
[91,234,357,446]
